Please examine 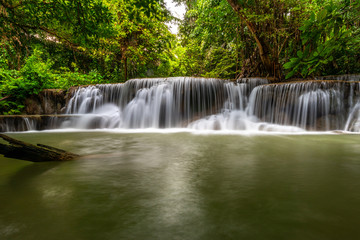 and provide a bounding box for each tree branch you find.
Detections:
[0,95,11,101]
